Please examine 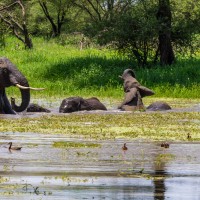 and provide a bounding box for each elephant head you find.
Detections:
[59,97,84,113]
[59,97,107,113]
[0,57,44,113]
[118,69,155,110]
